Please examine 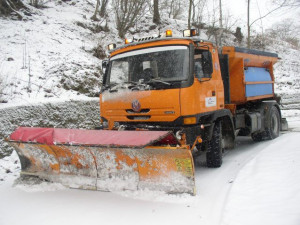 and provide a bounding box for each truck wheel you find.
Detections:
[265,106,280,140]
[251,132,263,142]
[206,121,223,168]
